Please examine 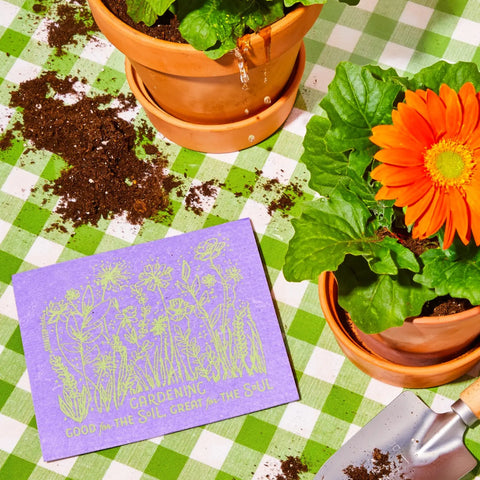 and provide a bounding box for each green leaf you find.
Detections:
[283,187,419,282]
[320,62,403,153]
[415,244,480,305]
[244,0,285,33]
[125,0,155,25]
[336,256,436,333]
[177,0,284,59]
[408,60,480,93]
[301,116,351,196]
[301,115,392,224]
